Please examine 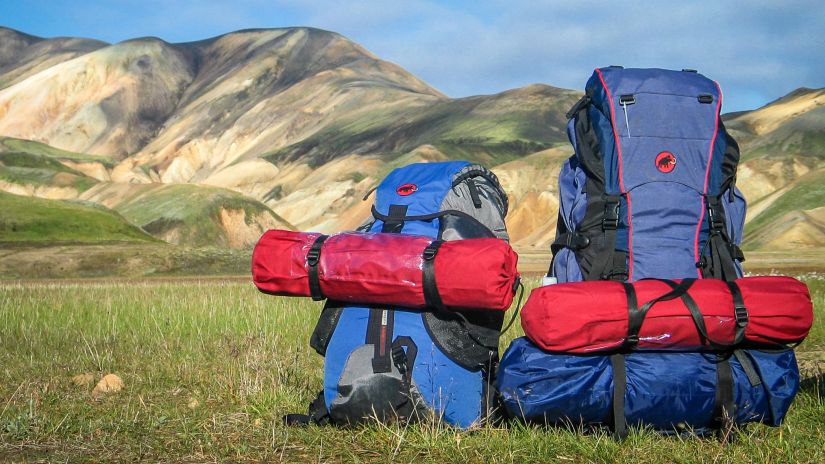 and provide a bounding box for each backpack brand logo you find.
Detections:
[396,183,418,196]
[655,151,677,173]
